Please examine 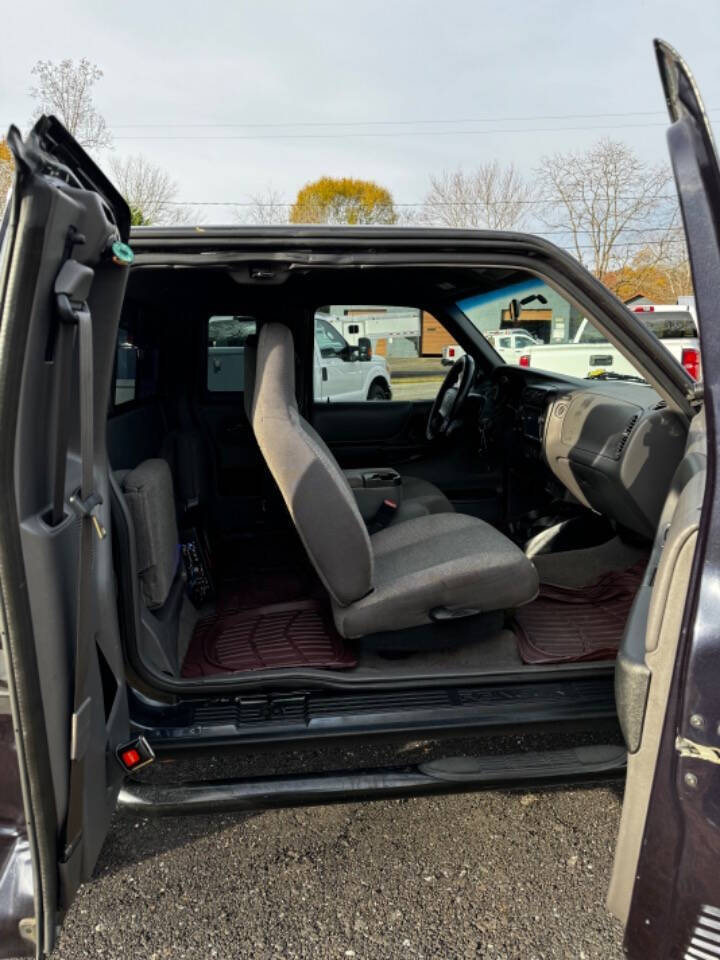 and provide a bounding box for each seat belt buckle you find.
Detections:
[68,489,107,540]
[367,498,398,533]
